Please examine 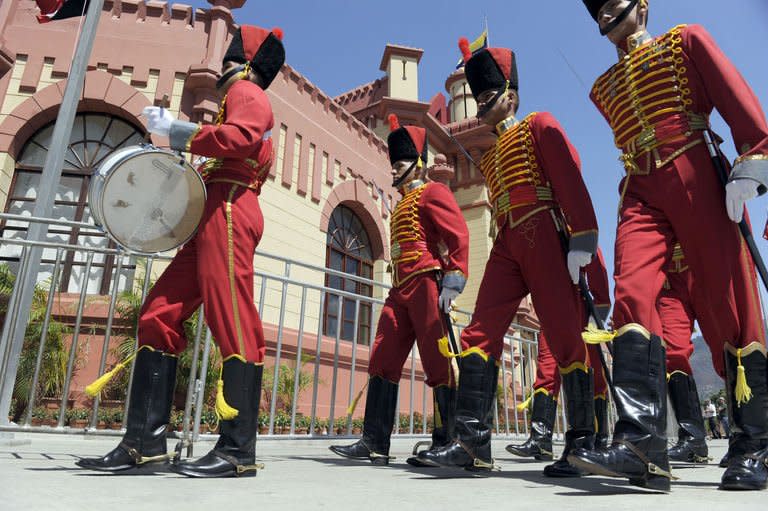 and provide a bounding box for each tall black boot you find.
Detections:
[720,343,768,491]
[595,395,610,451]
[568,325,674,491]
[667,371,709,463]
[76,346,177,472]
[171,358,263,477]
[505,390,556,461]
[407,385,456,466]
[329,375,398,465]
[544,366,595,477]
[416,352,498,470]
